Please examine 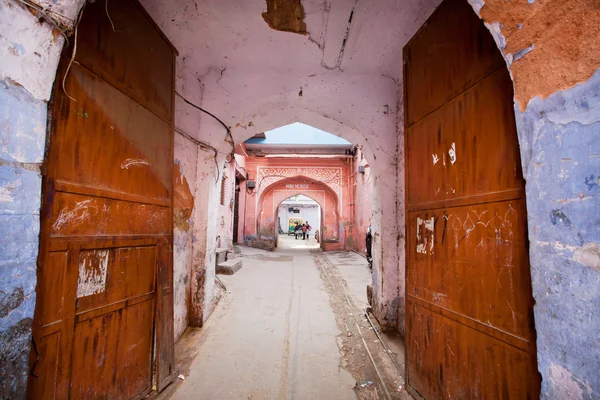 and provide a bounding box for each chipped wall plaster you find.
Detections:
[173,135,198,341]
[480,0,600,110]
[0,0,84,101]
[515,69,600,400]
